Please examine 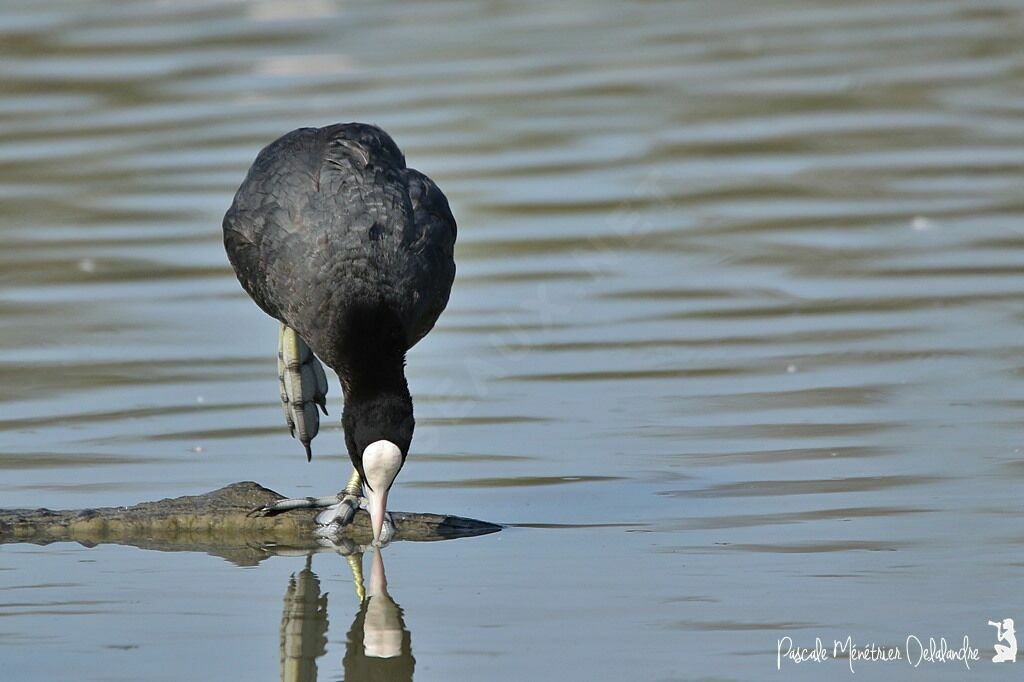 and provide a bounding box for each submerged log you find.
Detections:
[0,482,501,565]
